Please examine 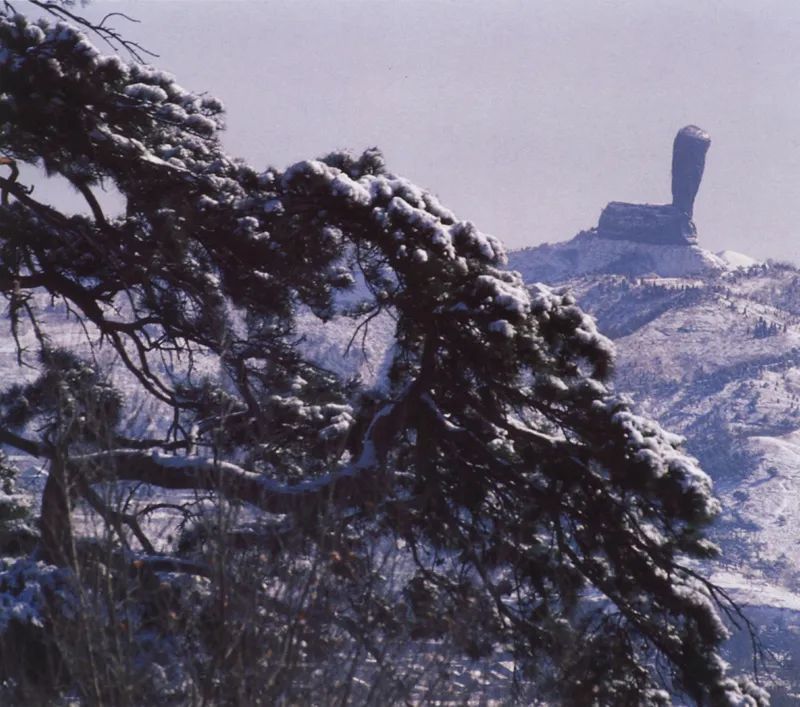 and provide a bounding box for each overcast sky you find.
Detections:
[27,0,800,261]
